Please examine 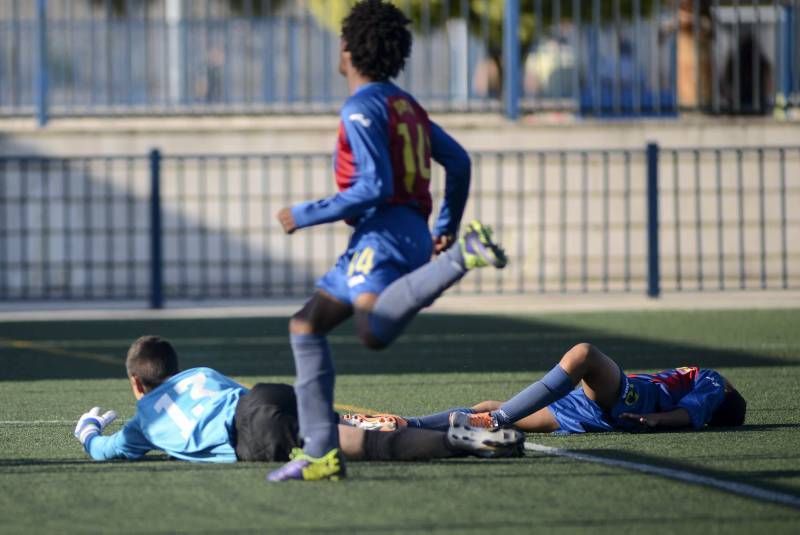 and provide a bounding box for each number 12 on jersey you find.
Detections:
[153,372,219,439]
